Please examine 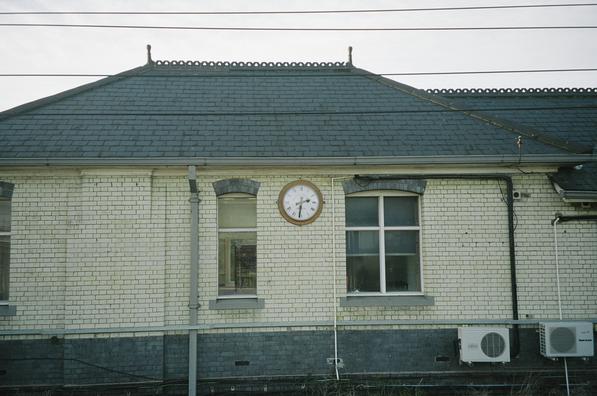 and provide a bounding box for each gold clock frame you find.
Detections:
[277,179,324,226]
